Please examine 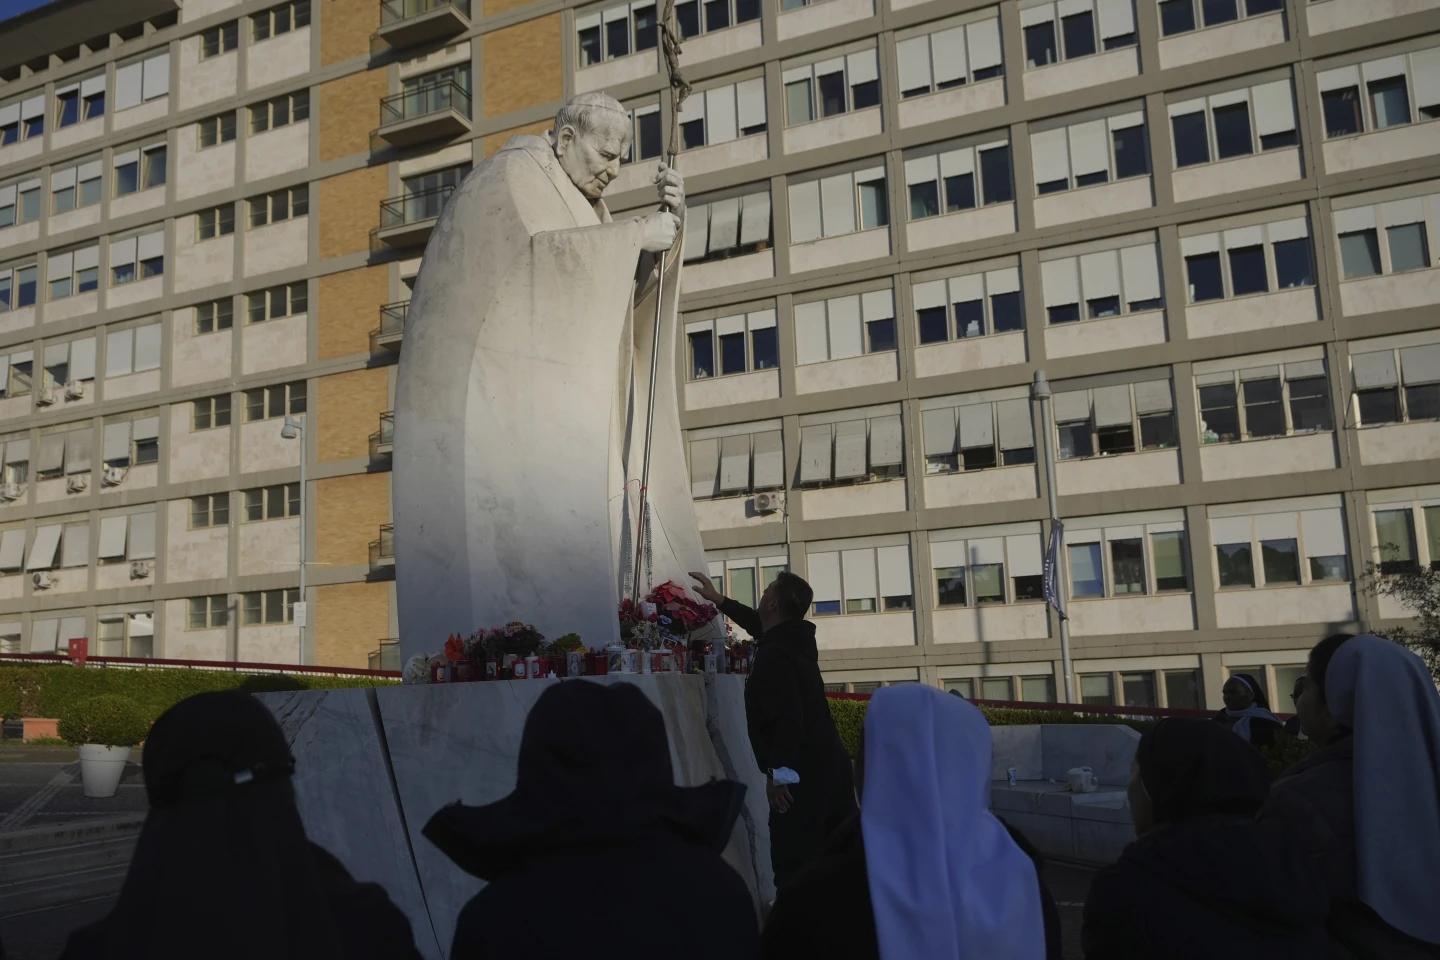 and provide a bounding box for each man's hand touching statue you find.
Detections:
[640,161,686,253]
